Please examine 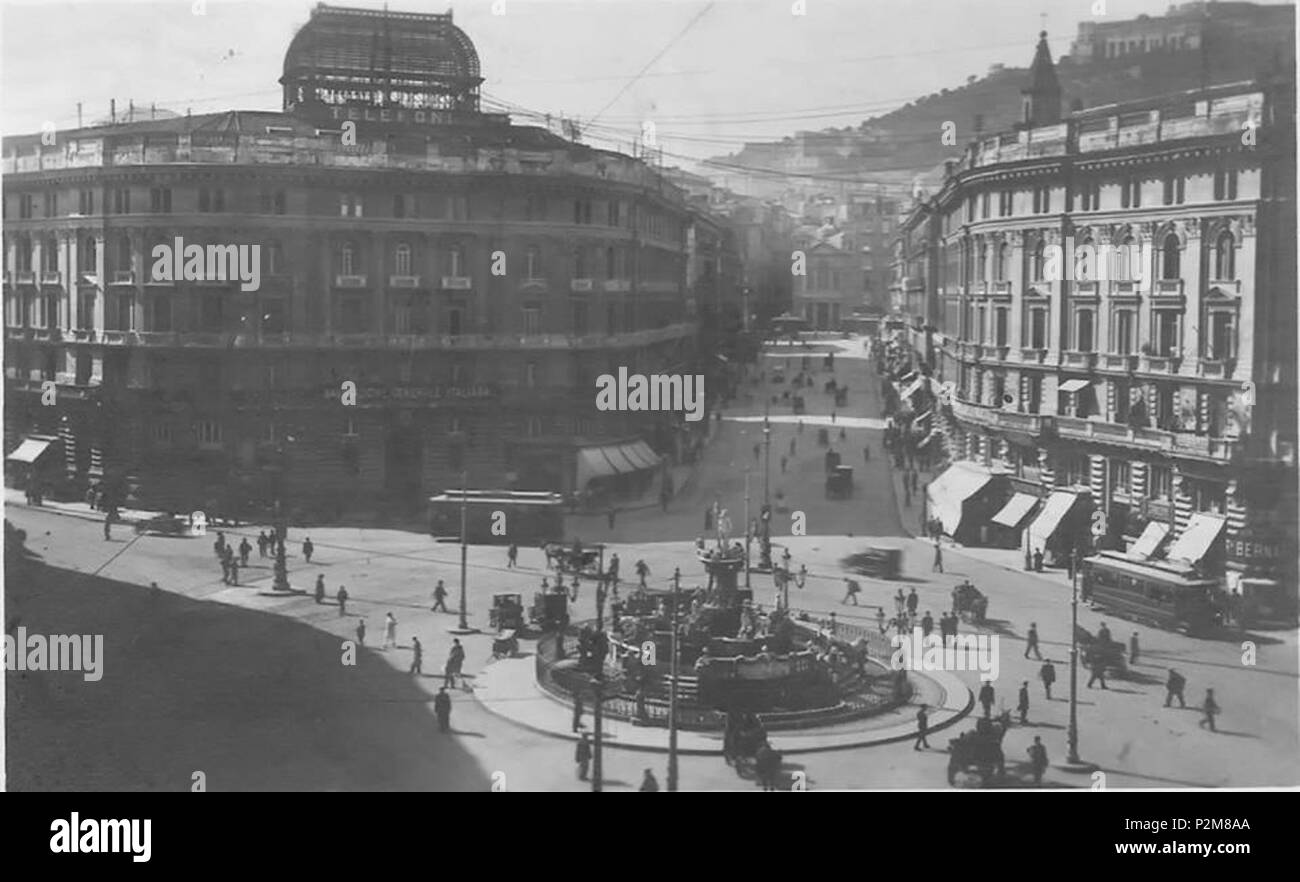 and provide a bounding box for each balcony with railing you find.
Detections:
[1101,352,1139,372]
[1020,346,1048,364]
[1197,356,1236,379]
[951,397,1048,435]
[1052,414,1237,461]
[16,270,37,286]
[40,271,63,288]
[110,270,136,286]
[1206,279,1241,297]
[440,276,472,290]
[388,275,421,289]
[1141,353,1182,374]
[603,279,631,293]
[570,278,595,293]
[1062,350,1097,370]
[989,280,1012,298]
[1154,279,1184,297]
[335,274,368,288]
